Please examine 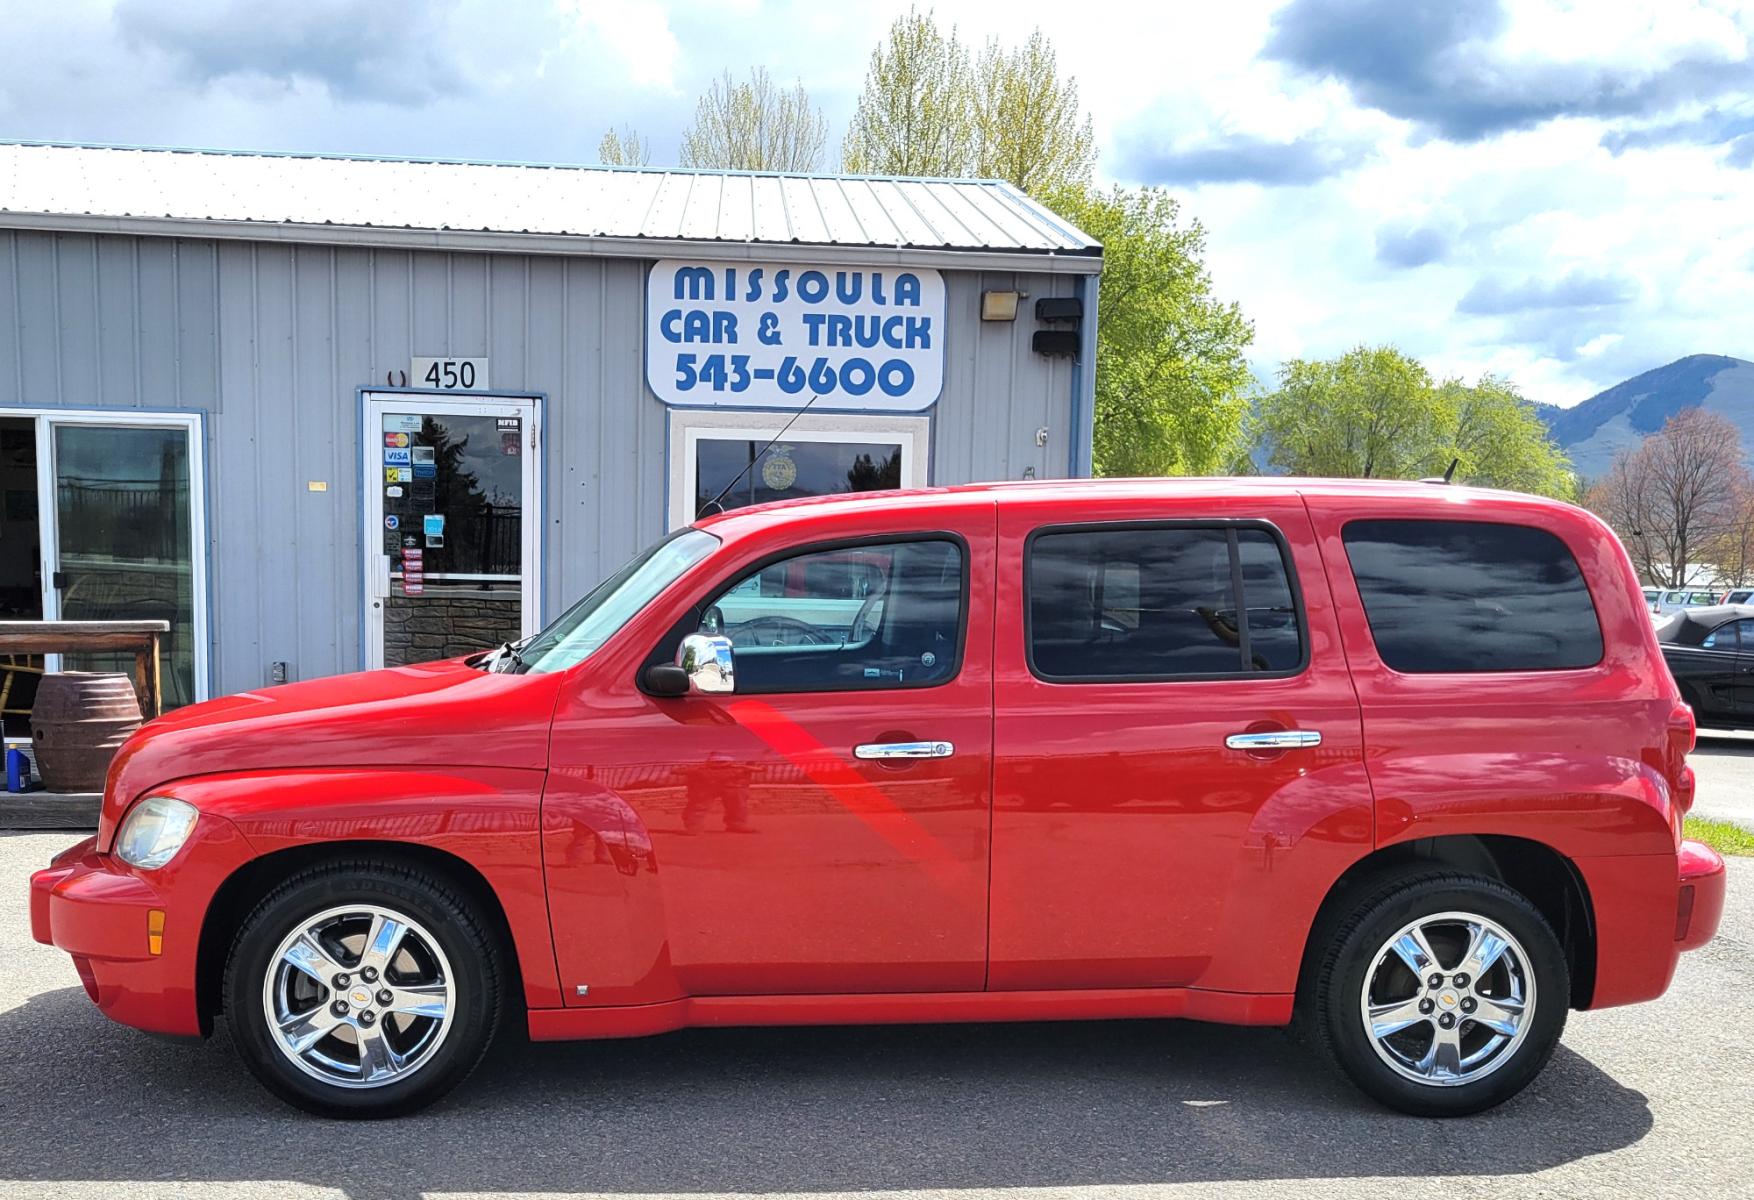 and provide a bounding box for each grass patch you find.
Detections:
[1685,816,1754,857]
